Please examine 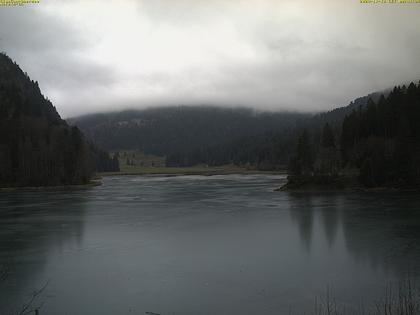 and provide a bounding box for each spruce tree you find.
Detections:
[322,123,335,148]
